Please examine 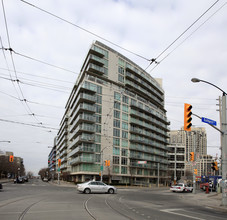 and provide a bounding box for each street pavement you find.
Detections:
[1,178,227,213]
[50,180,227,213]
